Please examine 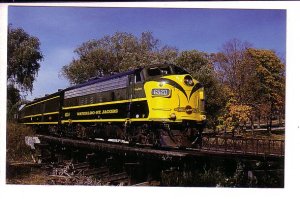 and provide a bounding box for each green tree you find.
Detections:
[245,48,285,132]
[175,50,227,131]
[7,25,43,120]
[7,84,21,121]
[8,25,43,92]
[61,32,178,84]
